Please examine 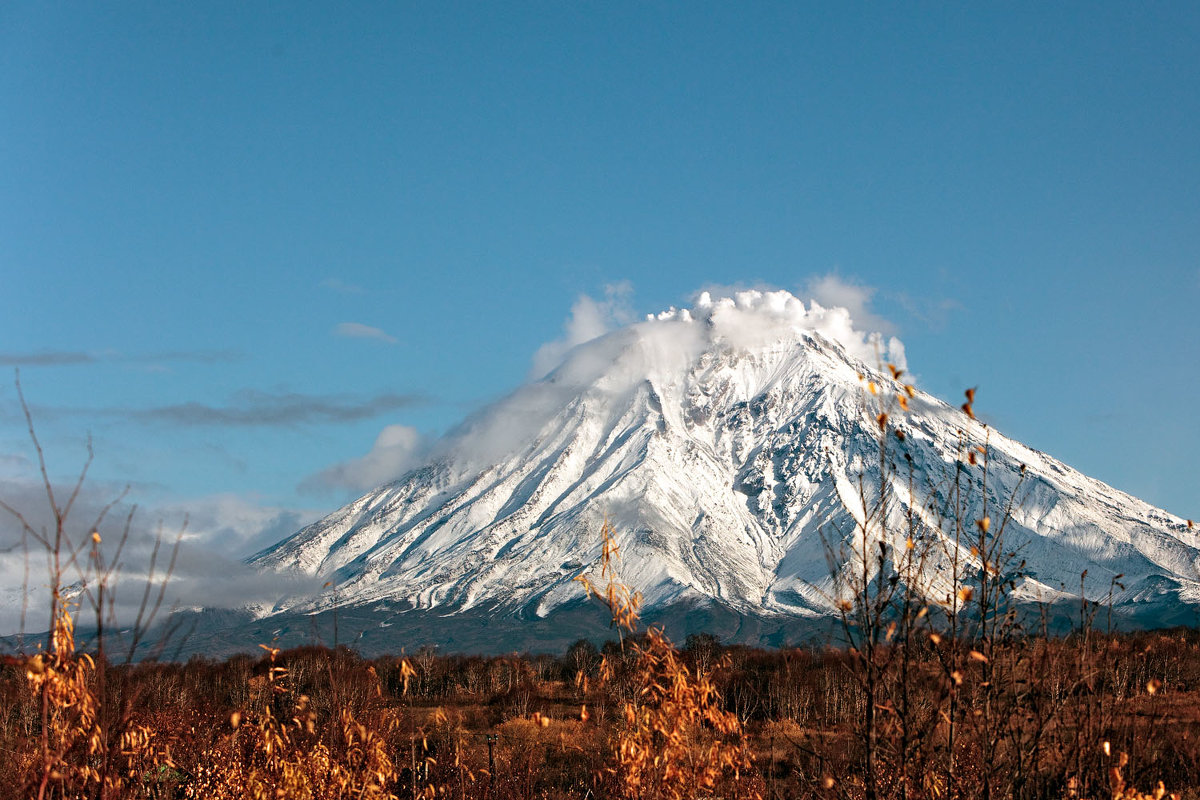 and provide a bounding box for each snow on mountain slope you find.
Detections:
[251,290,1200,628]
